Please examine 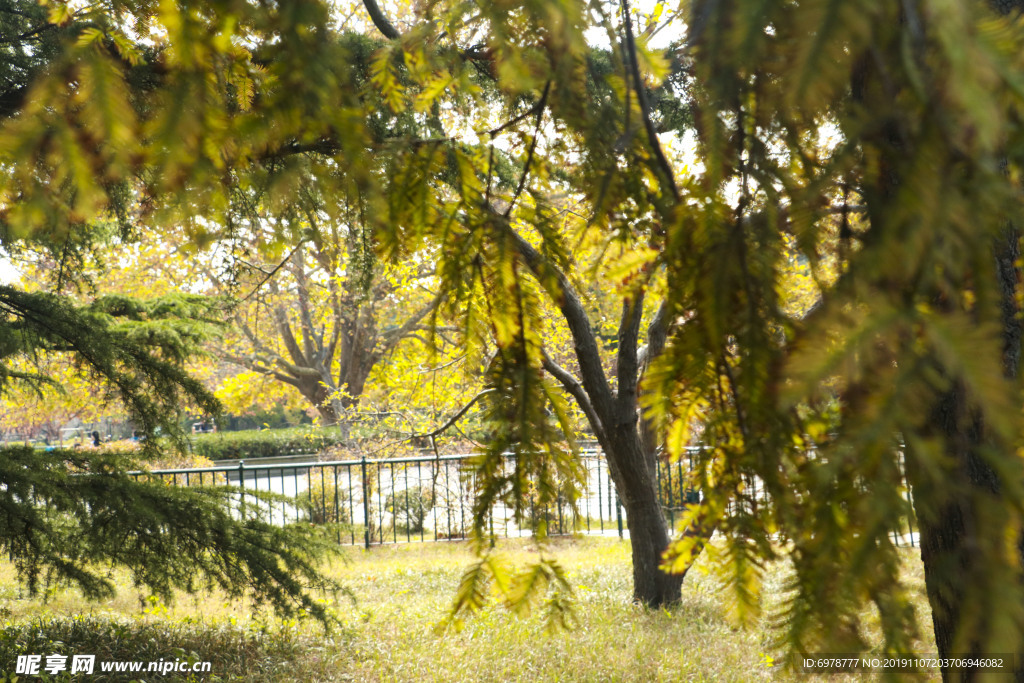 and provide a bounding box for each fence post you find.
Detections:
[238,460,245,518]
[616,495,624,539]
[361,456,371,549]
